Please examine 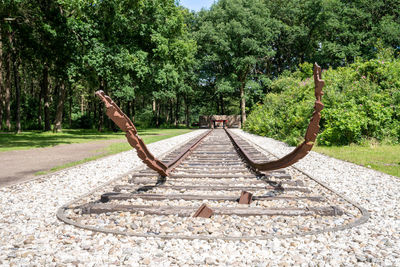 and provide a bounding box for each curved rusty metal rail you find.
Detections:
[56,128,369,240]
[226,63,325,172]
[95,91,212,177]
[96,91,169,176]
